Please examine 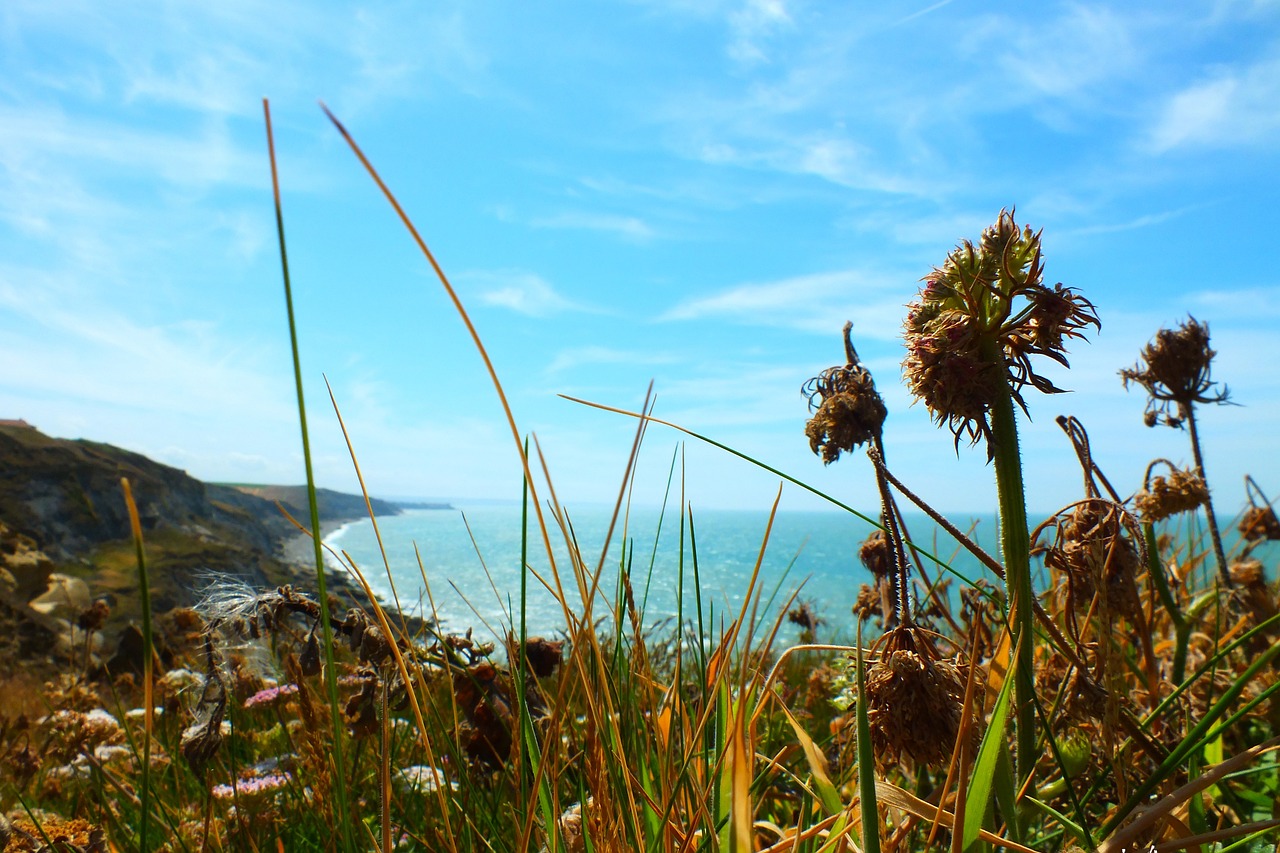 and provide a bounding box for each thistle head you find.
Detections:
[903,209,1098,449]
[803,322,887,463]
[1120,316,1229,425]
